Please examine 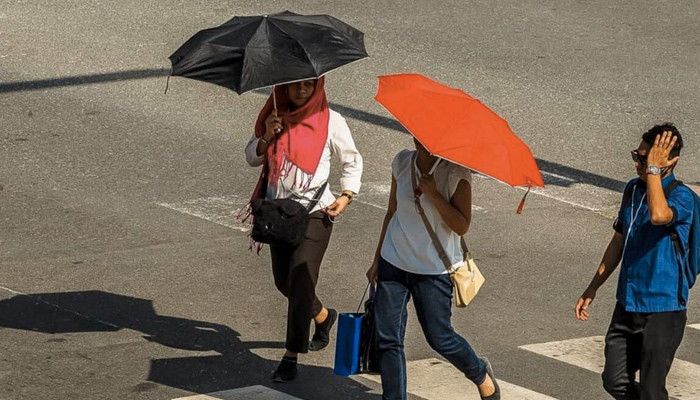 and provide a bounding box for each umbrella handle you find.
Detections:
[428,158,441,175]
[272,86,282,134]
[272,86,277,110]
[414,159,440,197]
